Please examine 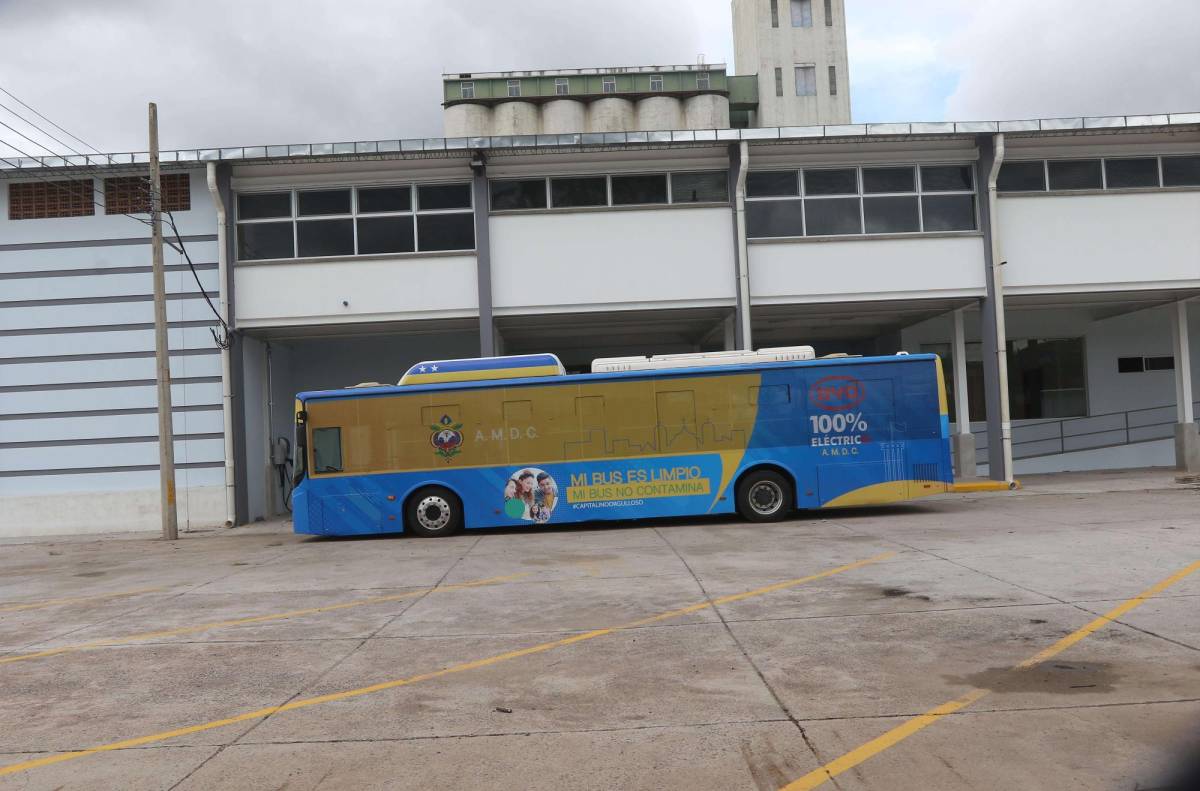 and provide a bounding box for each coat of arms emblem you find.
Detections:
[430,414,464,460]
